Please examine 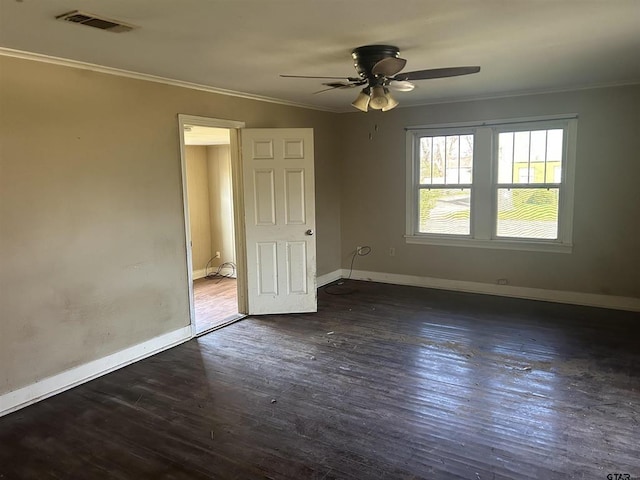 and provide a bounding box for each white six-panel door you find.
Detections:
[241,128,317,314]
